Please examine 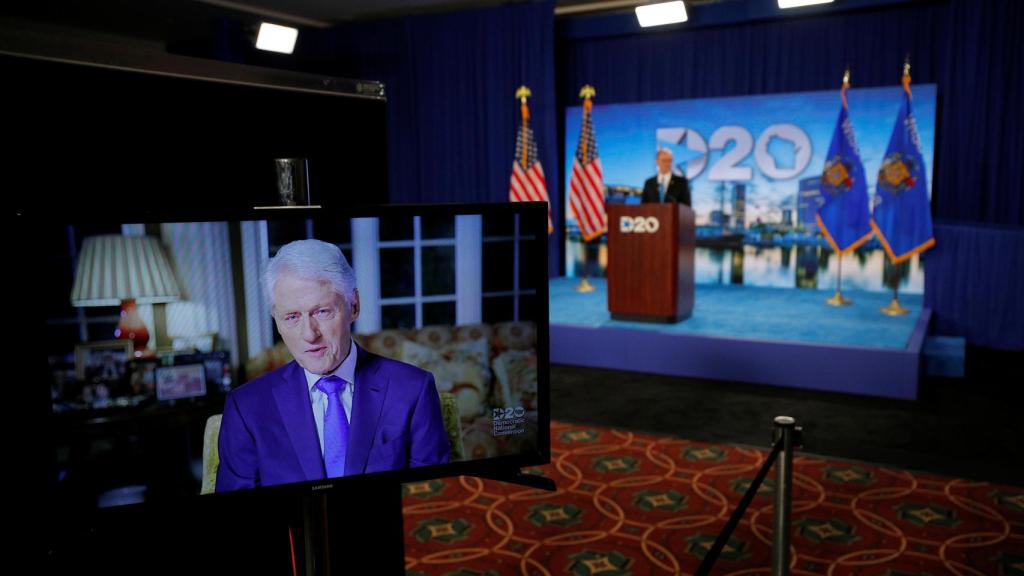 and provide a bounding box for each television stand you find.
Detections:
[290,469,553,575]
[293,482,405,576]
[471,467,557,492]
